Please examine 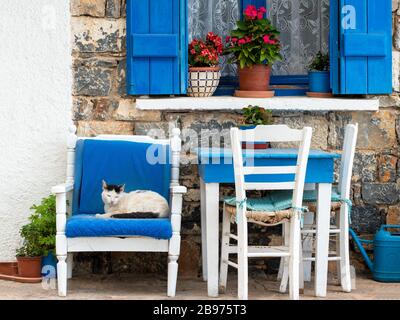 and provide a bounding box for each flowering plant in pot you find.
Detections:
[187,32,223,97]
[240,105,273,149]
[308,51,331,96]
[16,195,57,278]
[225,5,281,97]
